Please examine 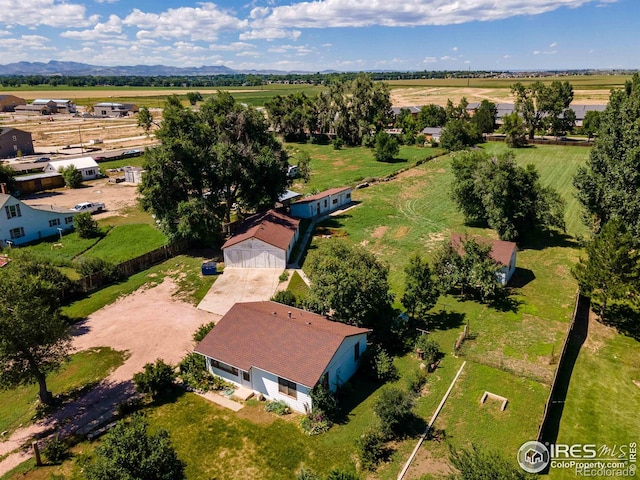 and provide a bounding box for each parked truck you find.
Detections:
[71,202,105,214]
